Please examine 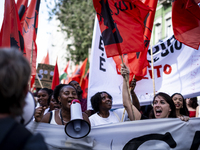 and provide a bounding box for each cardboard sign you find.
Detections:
[35,63,55,89]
